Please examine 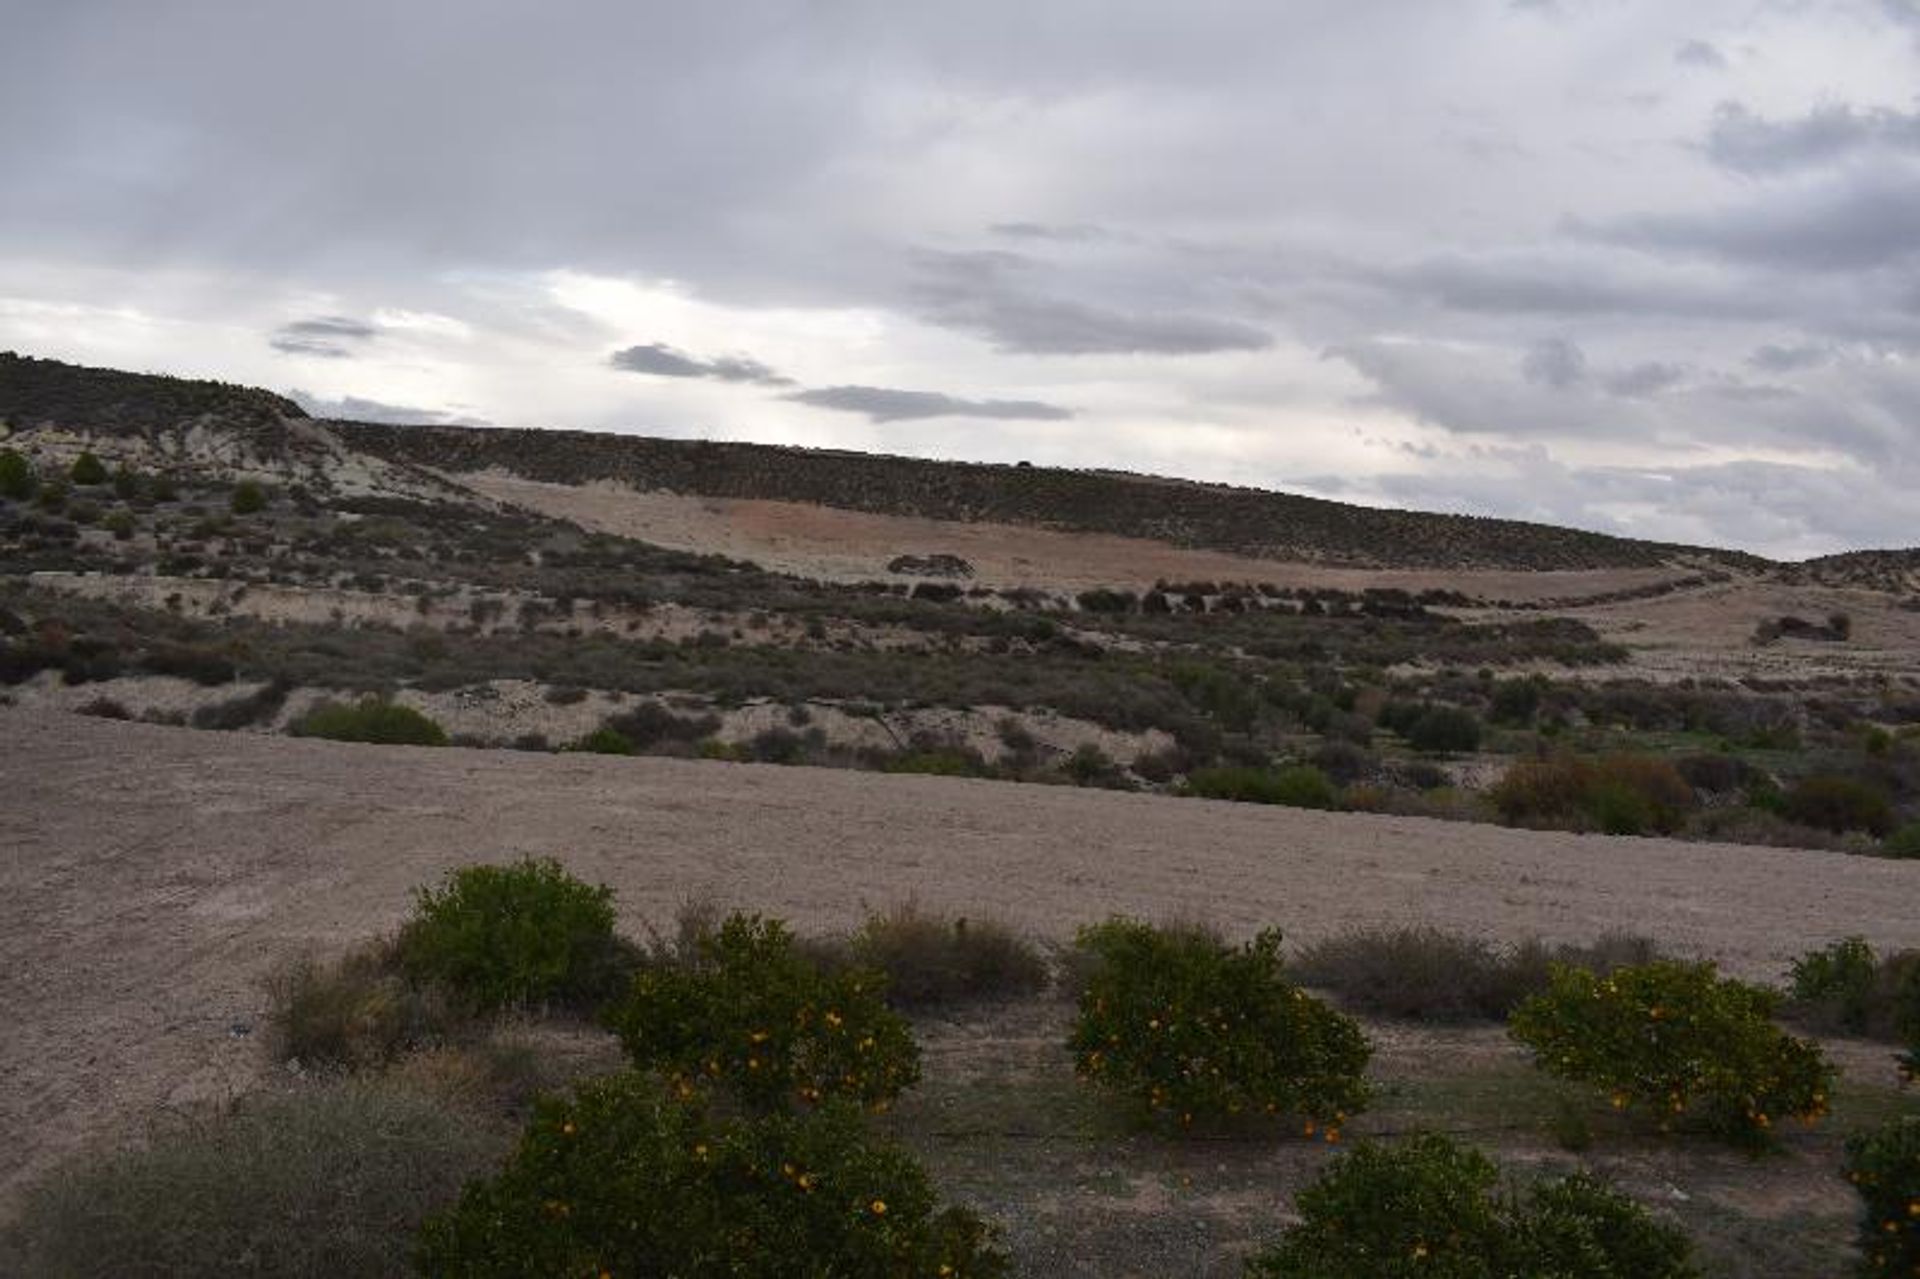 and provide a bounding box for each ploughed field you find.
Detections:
[4,710,1917,1275]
